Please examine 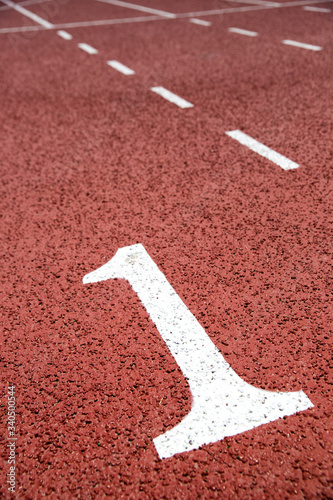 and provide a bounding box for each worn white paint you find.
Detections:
[78,43,98,54]
[1,0,54,28]
[229,27,258,36]
[151,87,193,109]
[107,60,135,75]
[282,39,322,51]
[57,30,72,40]
[83,244,313,459]
[226,130,299,170]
